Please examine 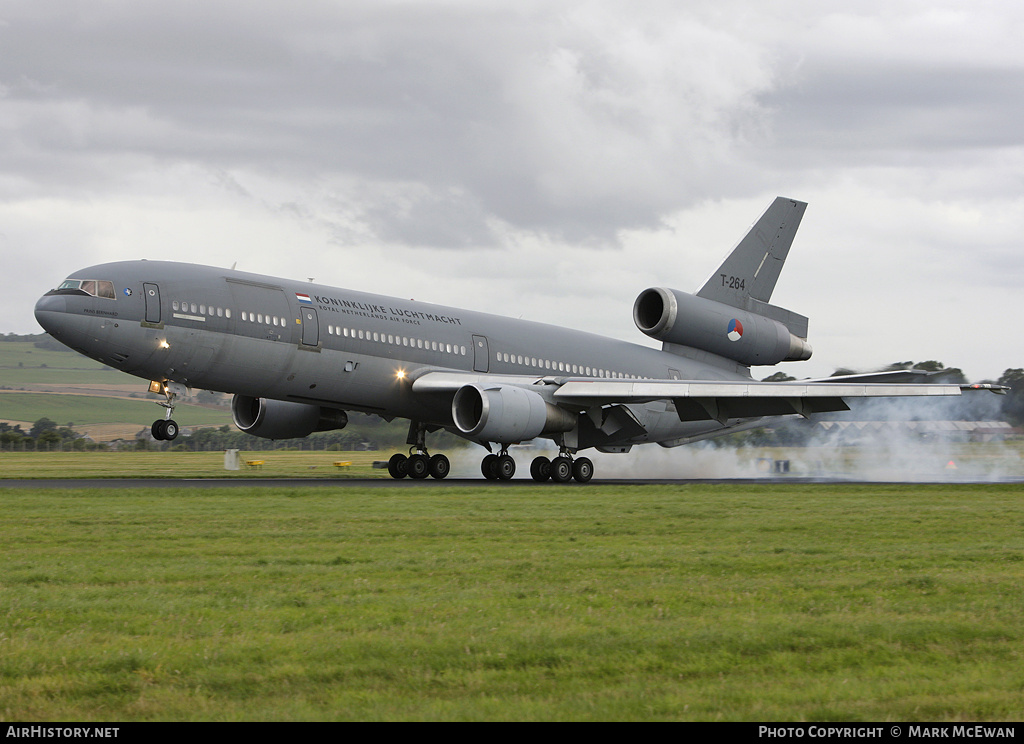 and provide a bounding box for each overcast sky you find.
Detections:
[2,0,1021,381]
